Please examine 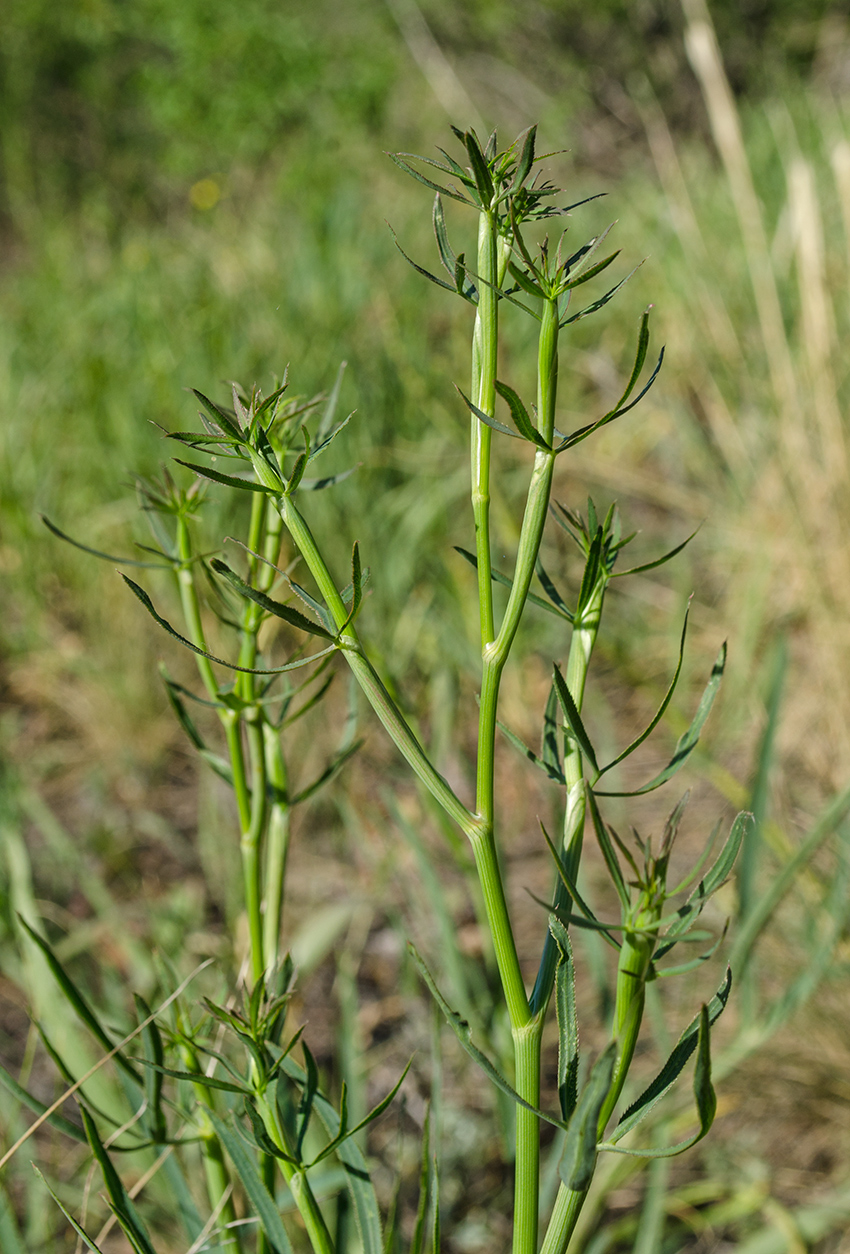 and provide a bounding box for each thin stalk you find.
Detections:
[472,296,560,1254]
[242,716,268,985]
[471,209,499,646]
[254,1092,335,1254]
[175,516,218,701]
[539,1184,588,1254]
[276,495,478,838]
[178,1042,243,1253]
[262,723,291,971]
